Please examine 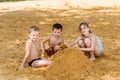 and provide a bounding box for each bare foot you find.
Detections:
[90,56,96,61]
